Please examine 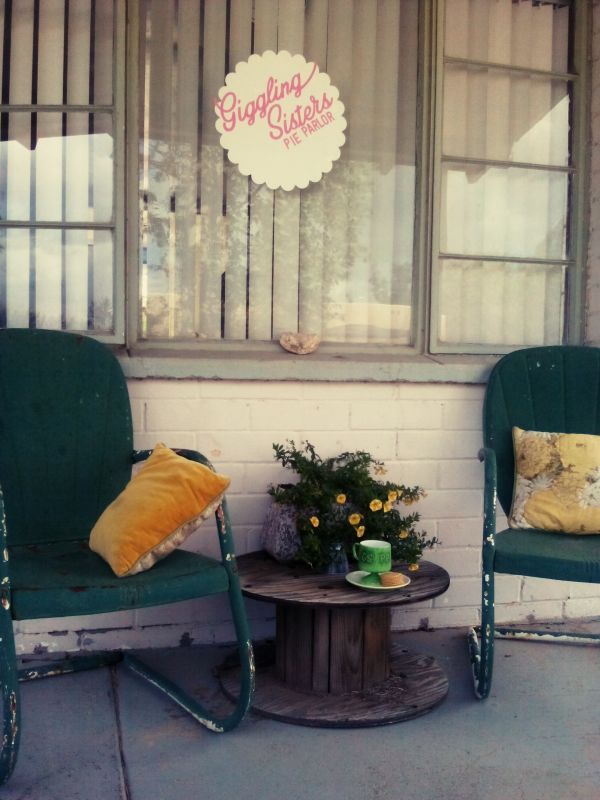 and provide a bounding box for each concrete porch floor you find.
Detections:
[5,627,600,800]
